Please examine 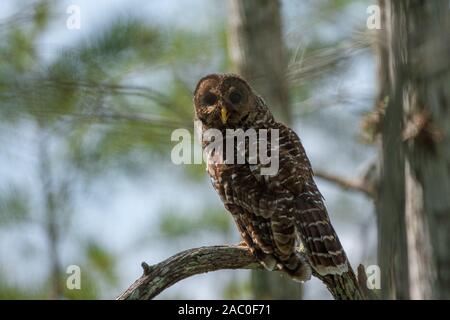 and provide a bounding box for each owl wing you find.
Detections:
[211,161,309,277]
[206,122,348,275]
[252,124,348,274]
